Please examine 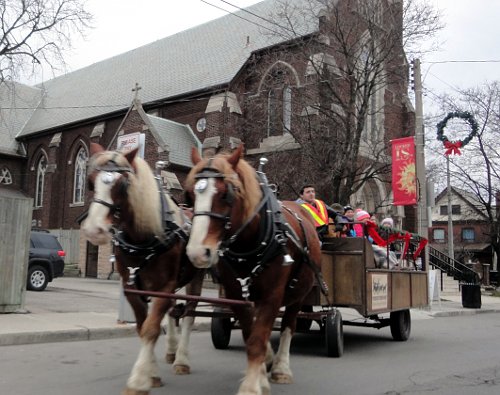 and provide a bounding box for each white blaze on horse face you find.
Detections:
[81,171,119,245]
[186,177,220,268]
